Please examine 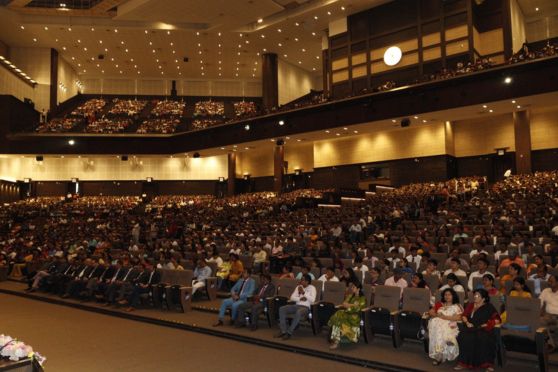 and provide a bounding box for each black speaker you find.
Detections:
[121,155,128,161]
[276,139,285,146]
[401,118,411,127]
[183,57,189,62]
[193,152,200,158]
[36,155,43,162]
[98,54,105,60]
